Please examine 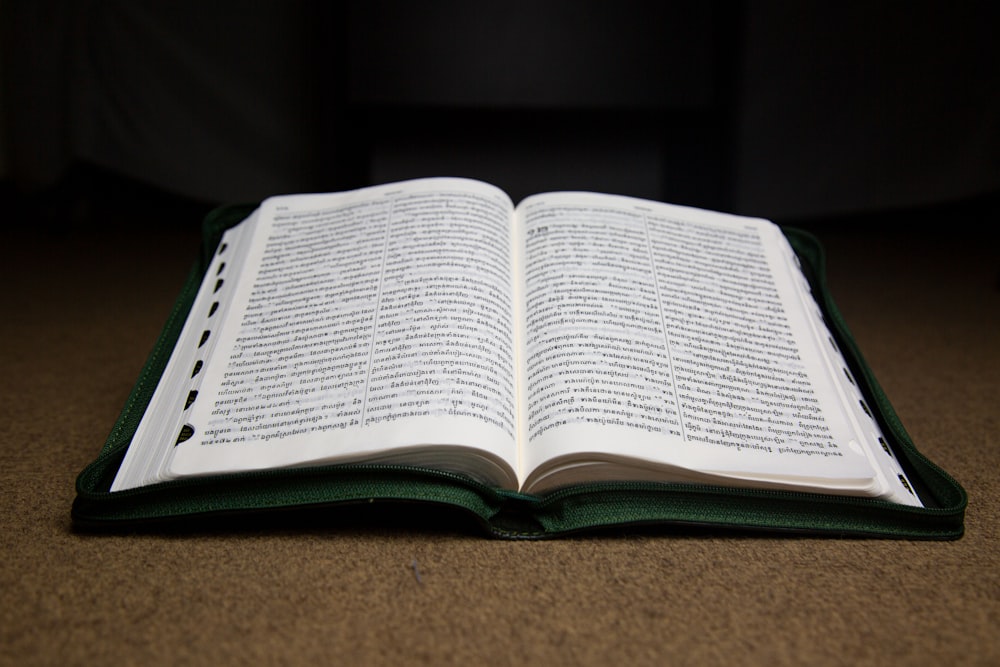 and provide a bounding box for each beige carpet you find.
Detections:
[1,213,997,665]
